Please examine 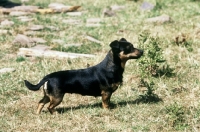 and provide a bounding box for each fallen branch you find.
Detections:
[0,5,81,14]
